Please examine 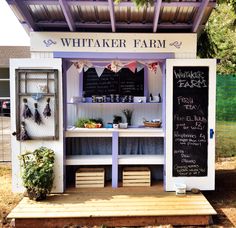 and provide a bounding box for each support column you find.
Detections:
[112,131,119,188]
[162,62,167,190]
